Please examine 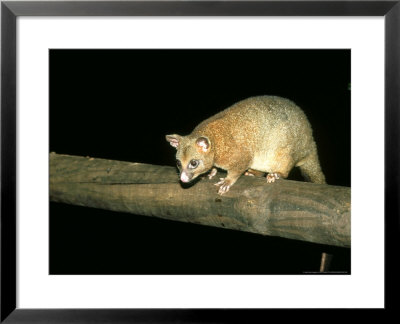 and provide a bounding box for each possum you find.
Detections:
[166,95,325,195]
